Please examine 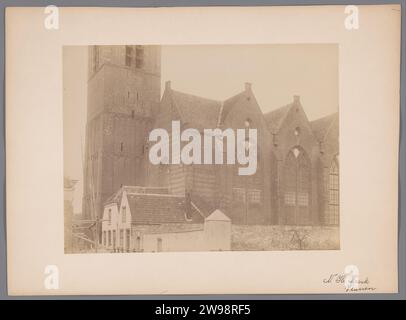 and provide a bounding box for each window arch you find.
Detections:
[325,156,339,225]
[283,147,311,225]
